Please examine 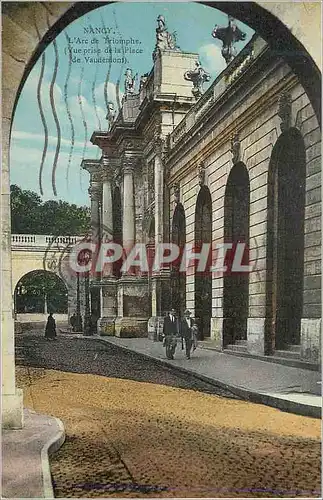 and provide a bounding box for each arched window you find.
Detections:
[266,128,306,353]
[195,186,212,339]
[223,162,250,347]
[171,204,186,316]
